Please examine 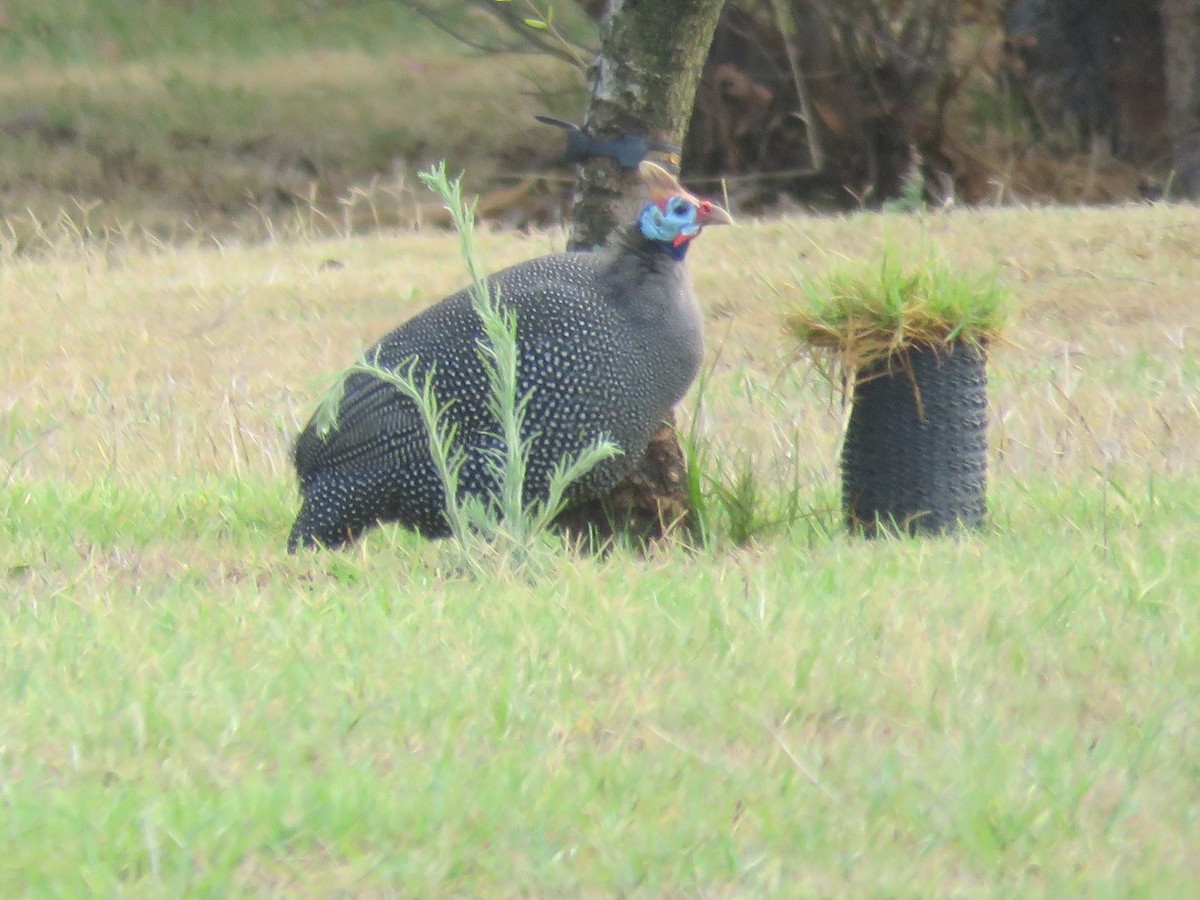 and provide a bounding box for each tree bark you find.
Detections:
[563,0,727,547]
[1162,0,1200,196]
[568,0,728,250]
